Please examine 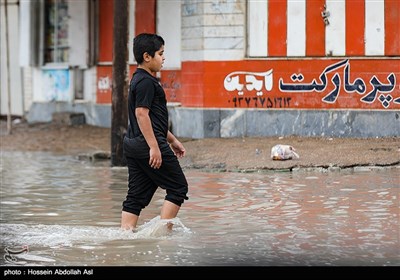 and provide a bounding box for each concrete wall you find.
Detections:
[26,102,111,128]
[168,107,400,138]
[1,0,23,116]
[182,0,246,61]
[26,102,399,138]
